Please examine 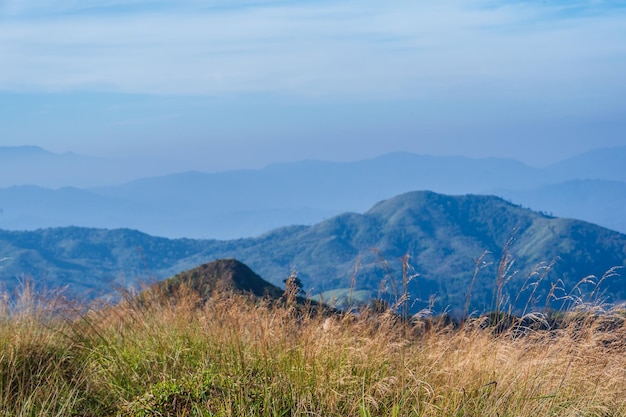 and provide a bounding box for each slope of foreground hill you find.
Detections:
[1,191,625,315]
